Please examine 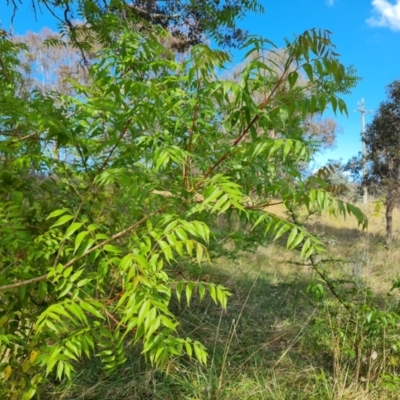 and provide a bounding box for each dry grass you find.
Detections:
[43,201,400,399]
[309,201,400,294]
